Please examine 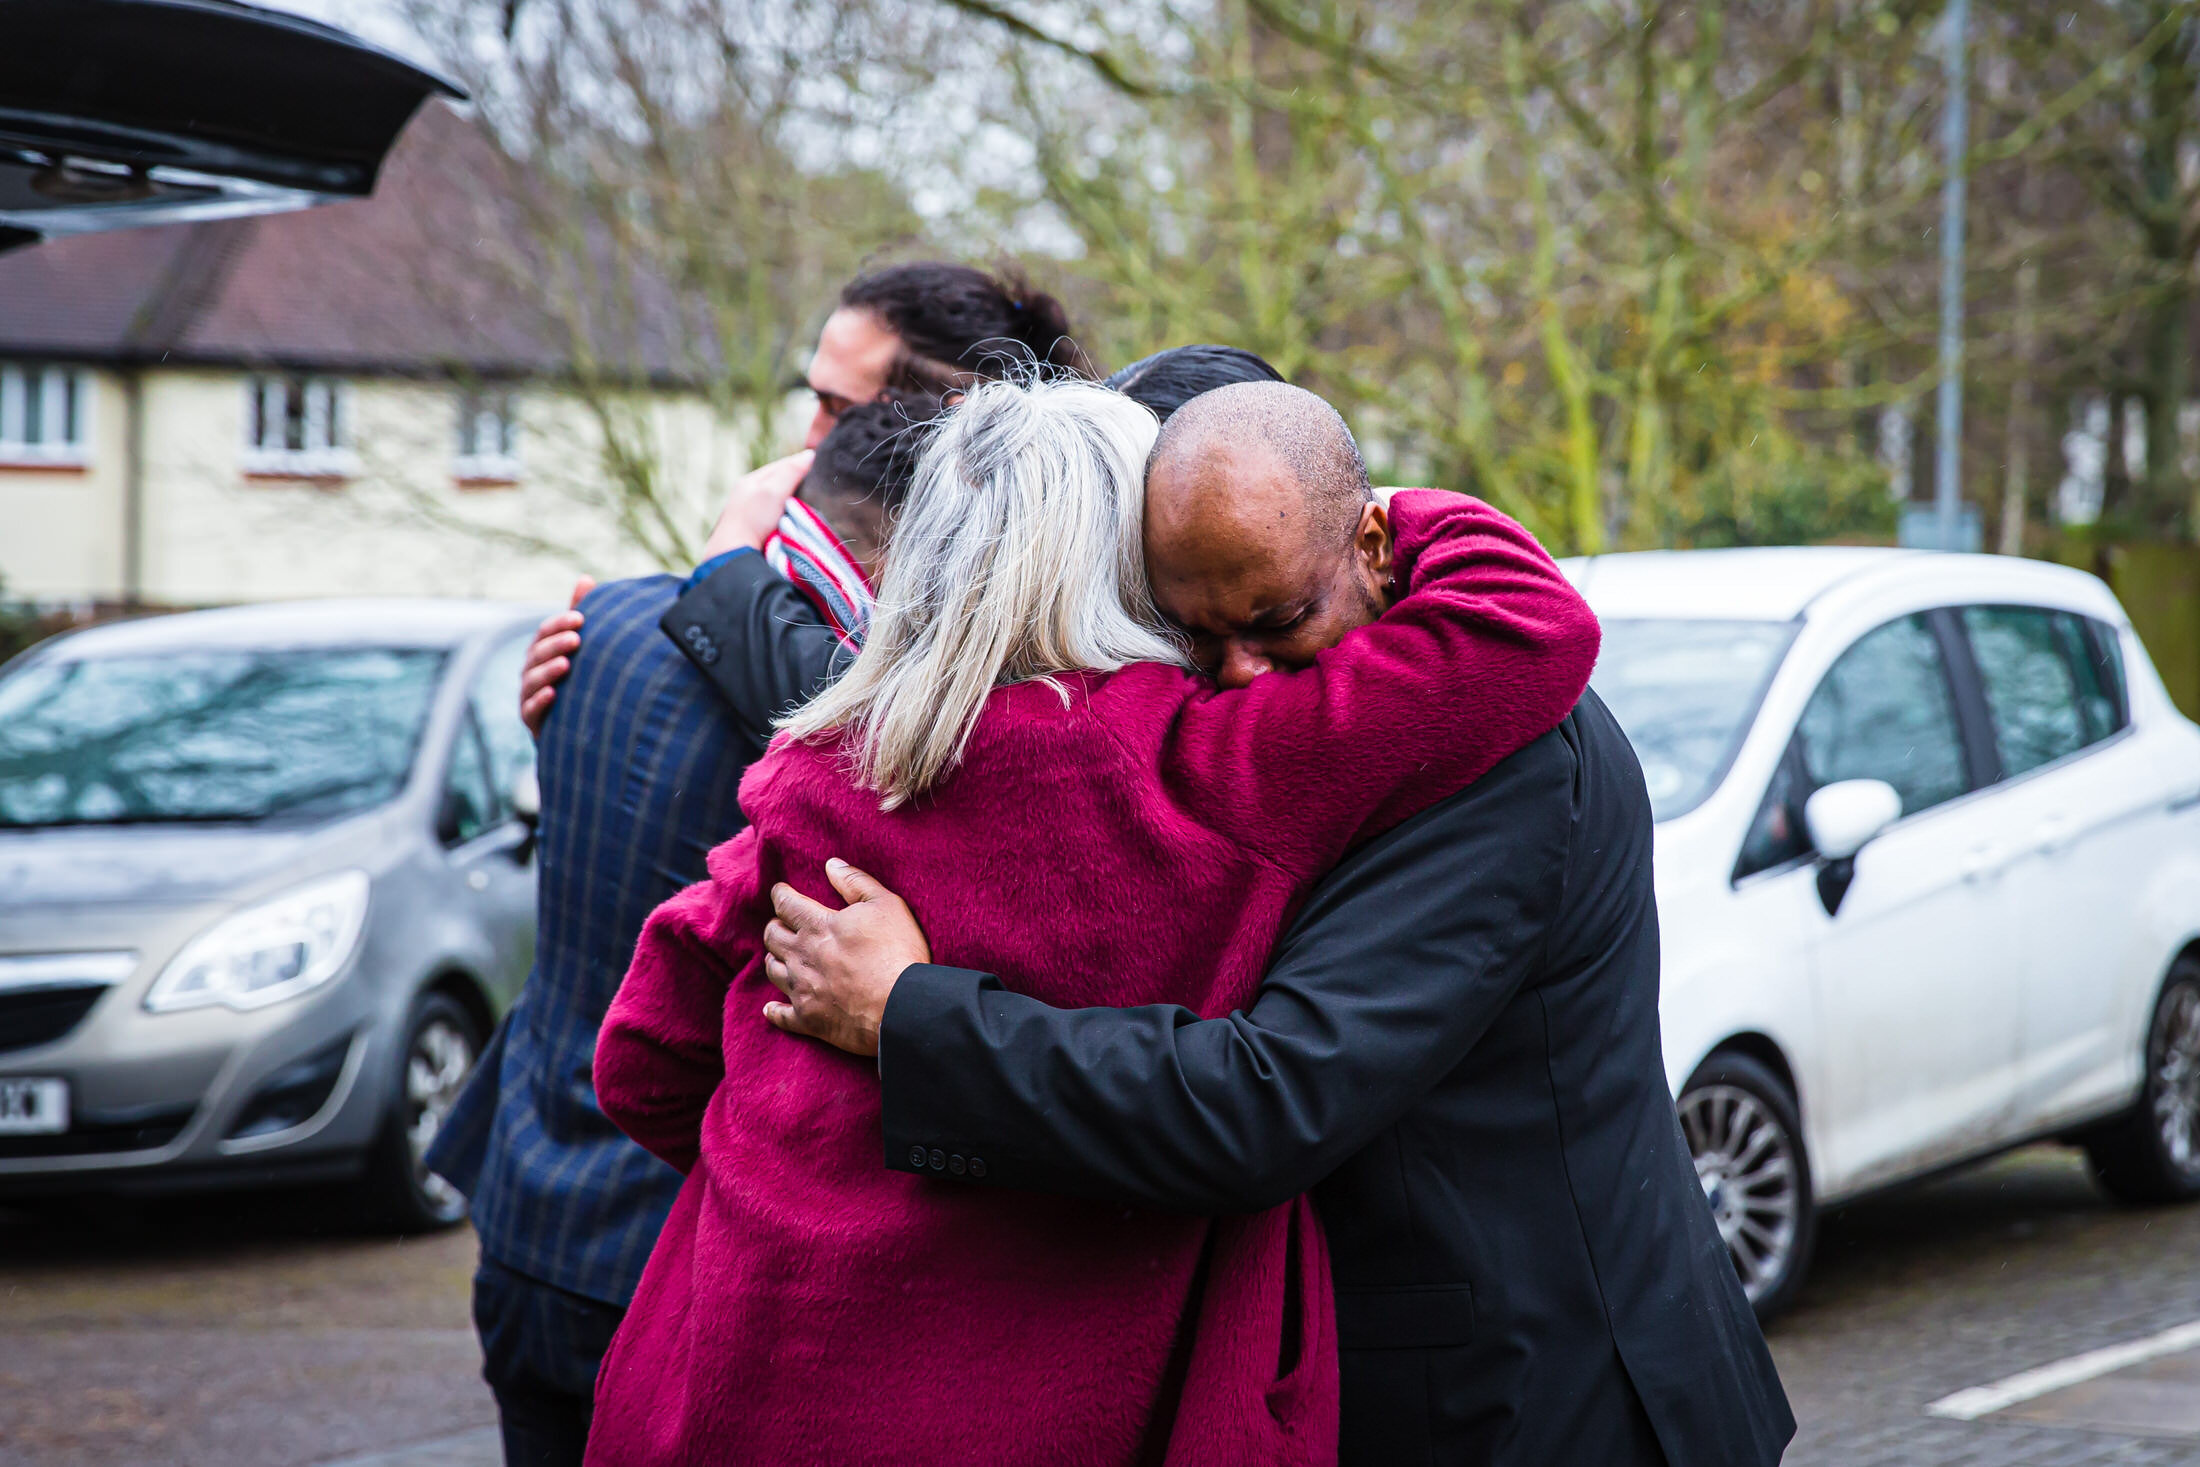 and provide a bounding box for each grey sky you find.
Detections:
[245,0,1084,253]
[255,0,437,67]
